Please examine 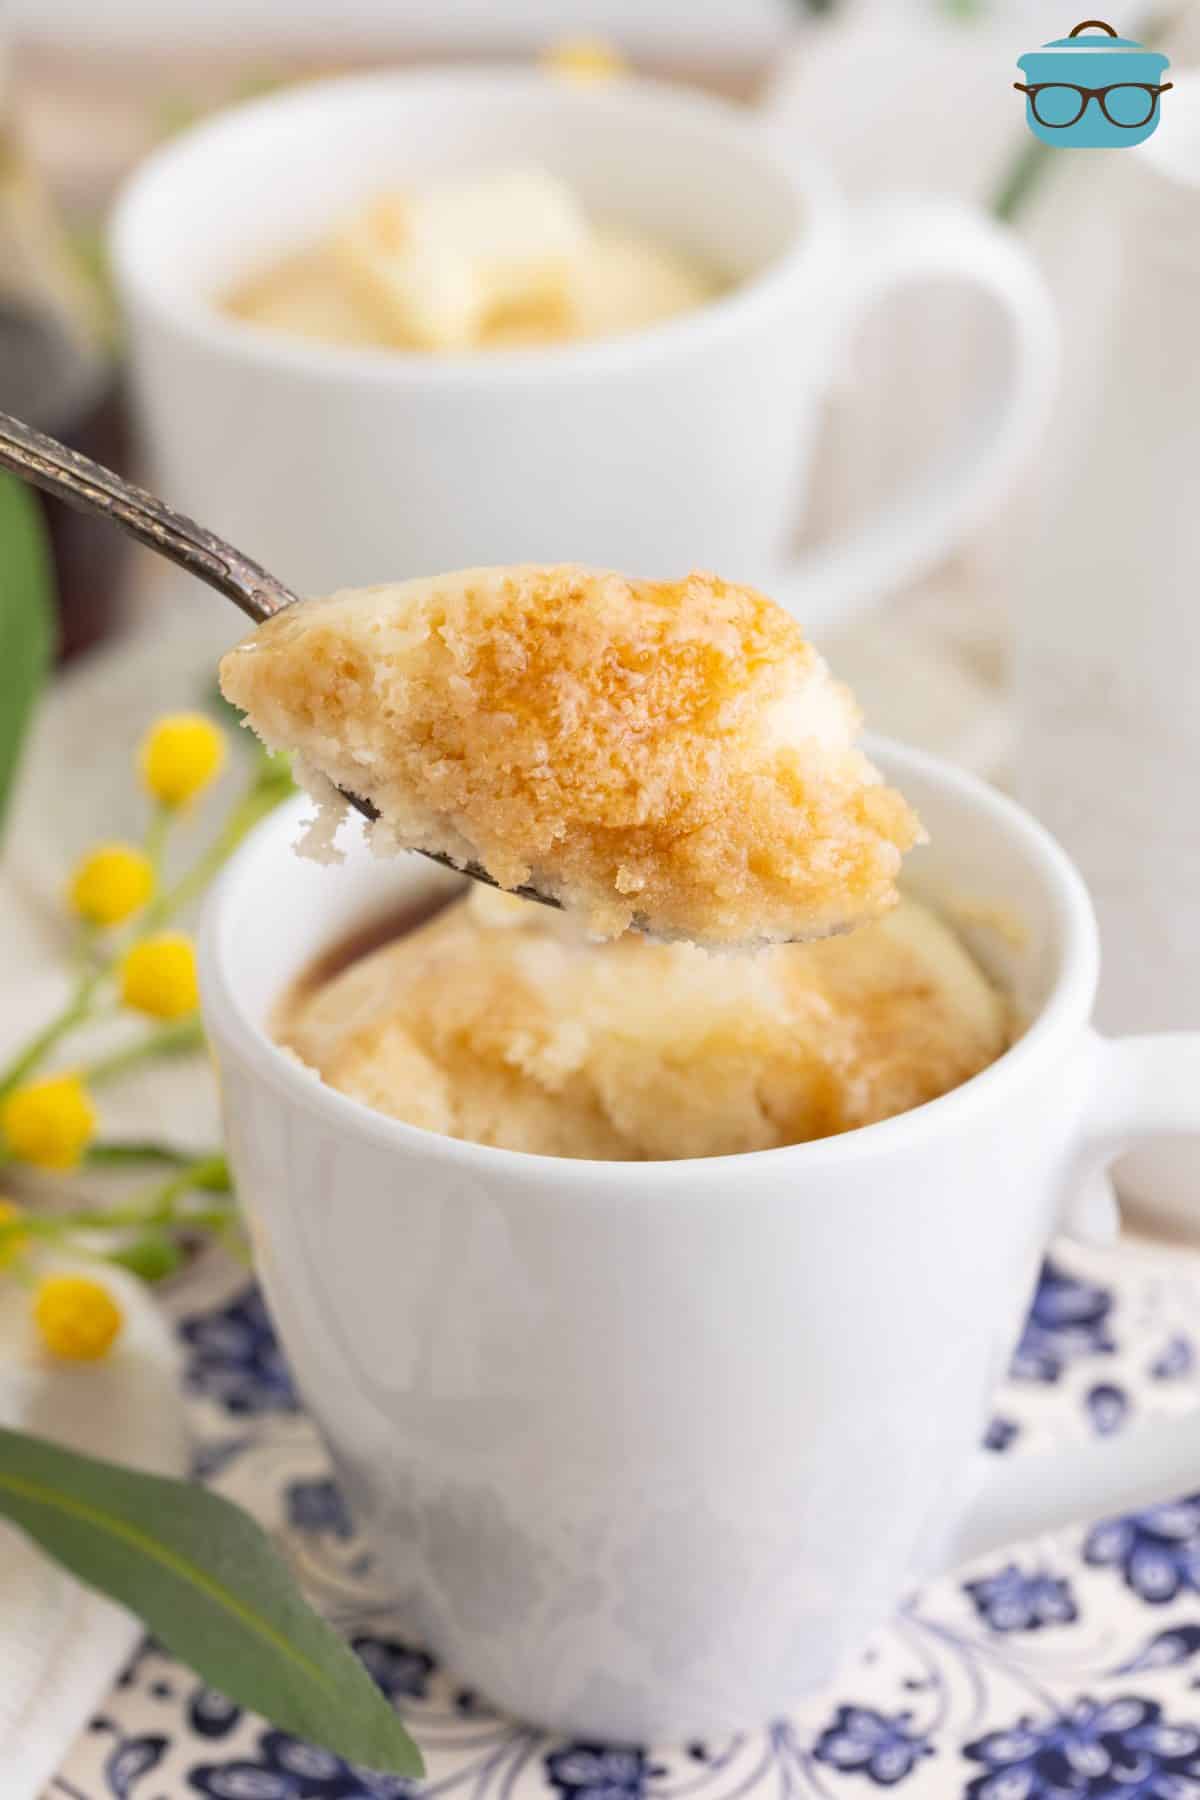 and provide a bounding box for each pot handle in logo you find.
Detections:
[1069,19,1120,36]
[936,1029,1200,1575]
[769,195,1058,636]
